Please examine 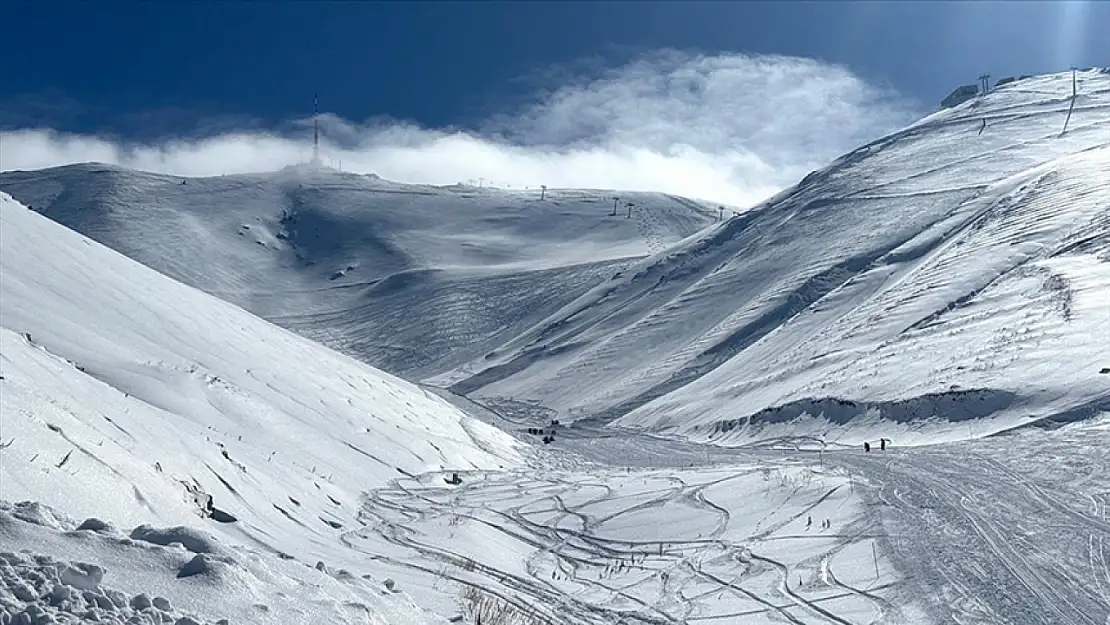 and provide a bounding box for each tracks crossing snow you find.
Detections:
[838,440,1110,625]
[342,450,890,624]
